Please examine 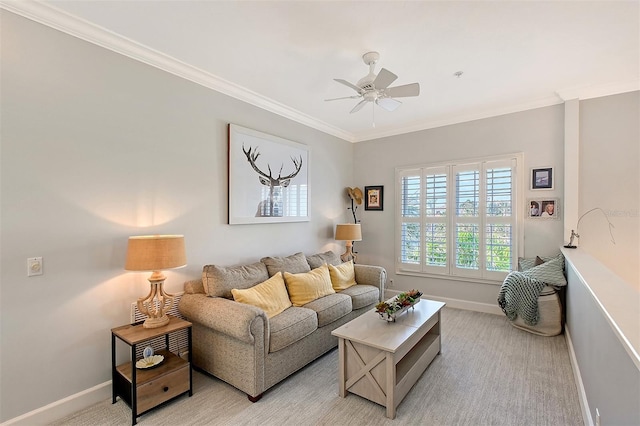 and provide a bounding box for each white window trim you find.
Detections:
[395,153,524,284]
